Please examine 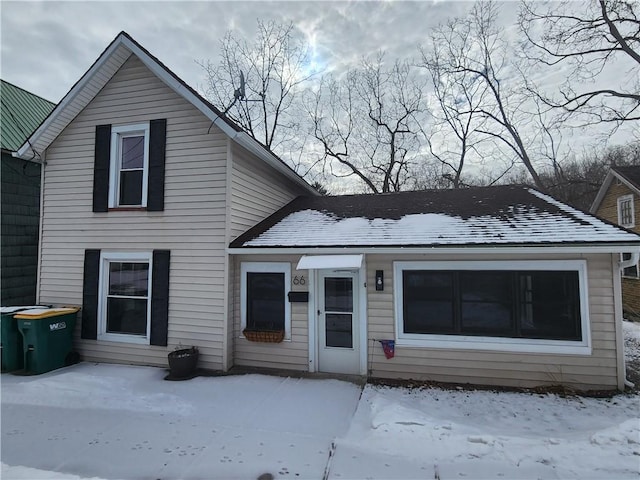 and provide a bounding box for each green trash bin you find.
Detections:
[14,307,80,375]
[1,306,48,372]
